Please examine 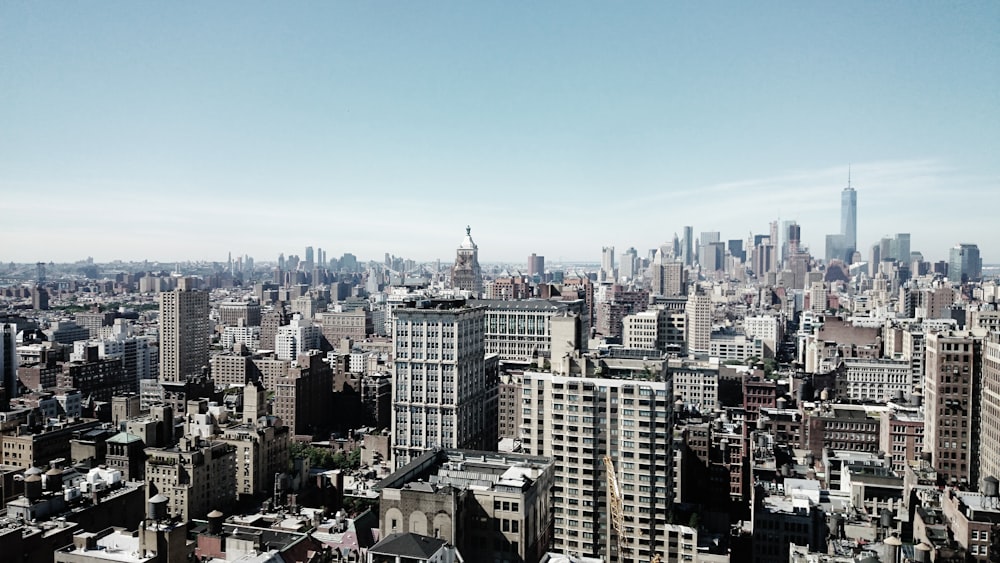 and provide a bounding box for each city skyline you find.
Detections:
[2,3,998,263]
